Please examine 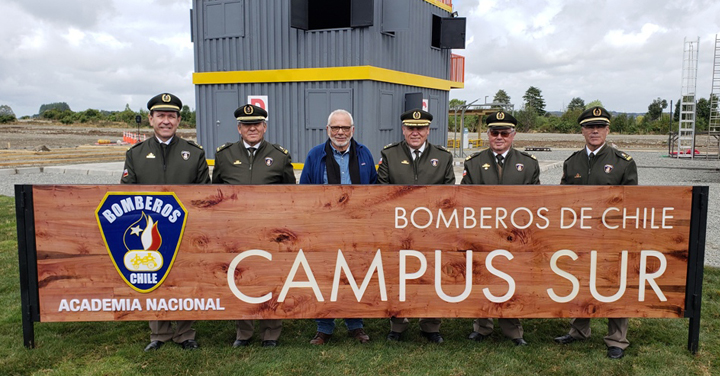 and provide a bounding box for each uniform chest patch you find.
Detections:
[265,157,274,166]
[96,193,188,293]
[181,151,190,160]
[146,153,156,159]
[516,163,524,171]
[233,160,242,165]
[401,160,410,165]
[431,159,439,167]
[482,163,490,170]
[574,173,581,179]
[604,164,614,173]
